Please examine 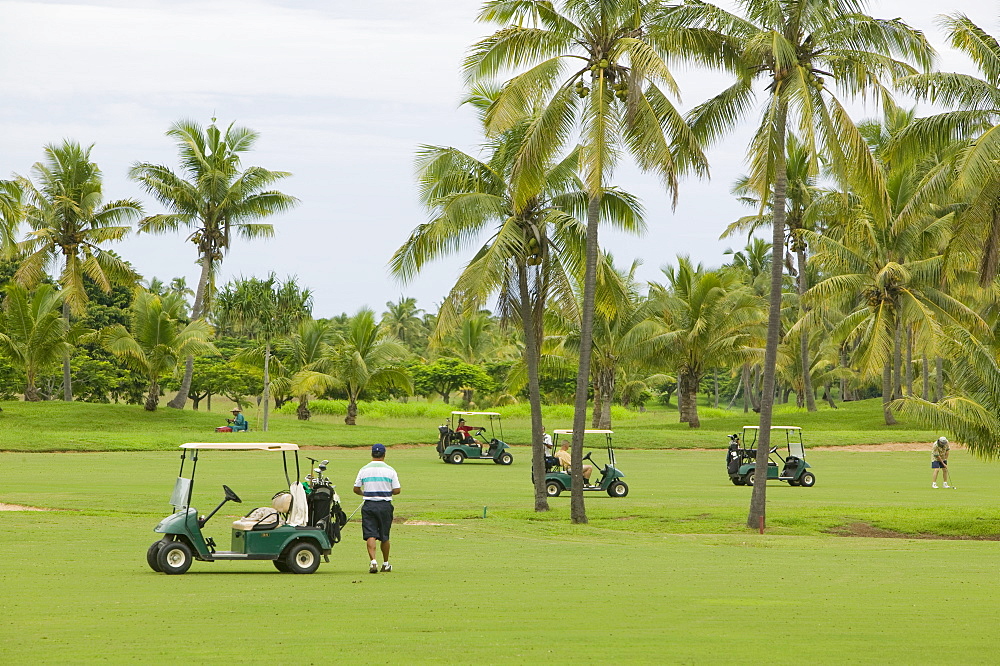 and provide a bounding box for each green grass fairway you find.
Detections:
[2,447,998,663]
[0,397,937,451]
